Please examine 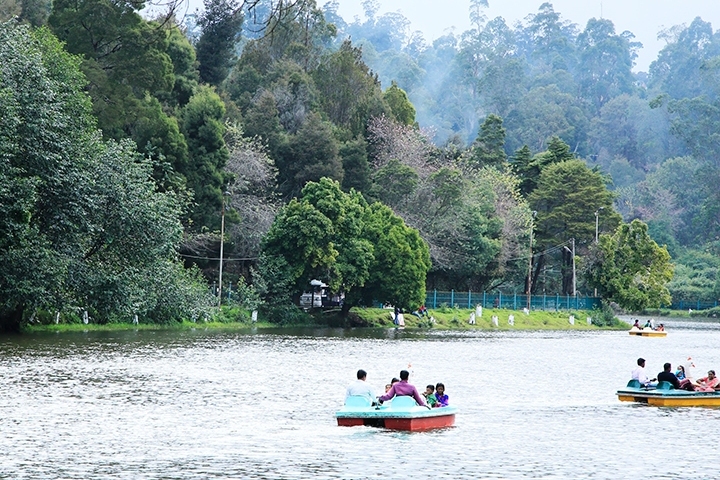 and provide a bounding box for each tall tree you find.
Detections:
[528,158,621,294]
[196,0,243,86]
[469,114,507,168]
